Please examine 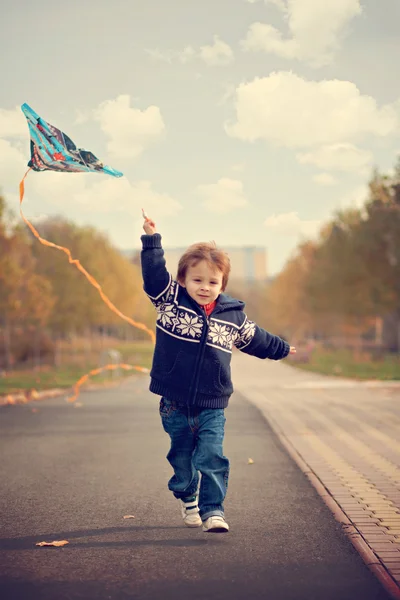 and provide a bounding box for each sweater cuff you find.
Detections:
[141,233,162,249]
[282,340,290,359]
